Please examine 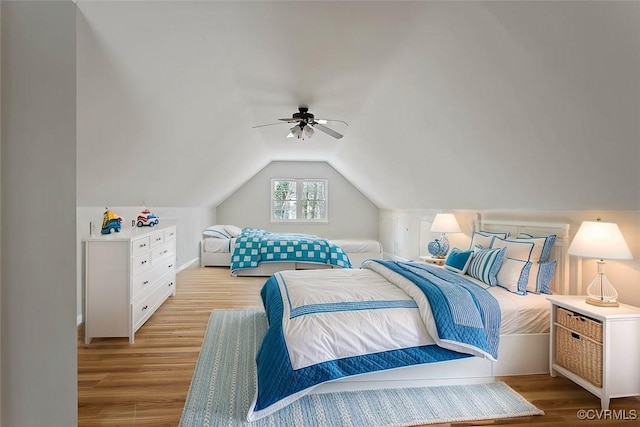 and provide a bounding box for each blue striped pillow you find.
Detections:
[467,246,506,286]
